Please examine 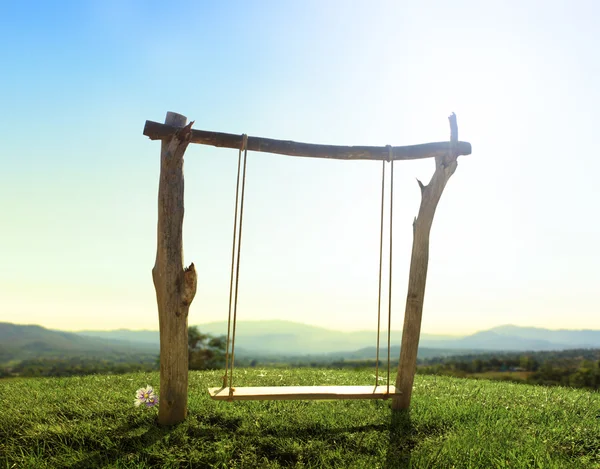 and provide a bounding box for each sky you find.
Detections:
[1,1,599,335]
